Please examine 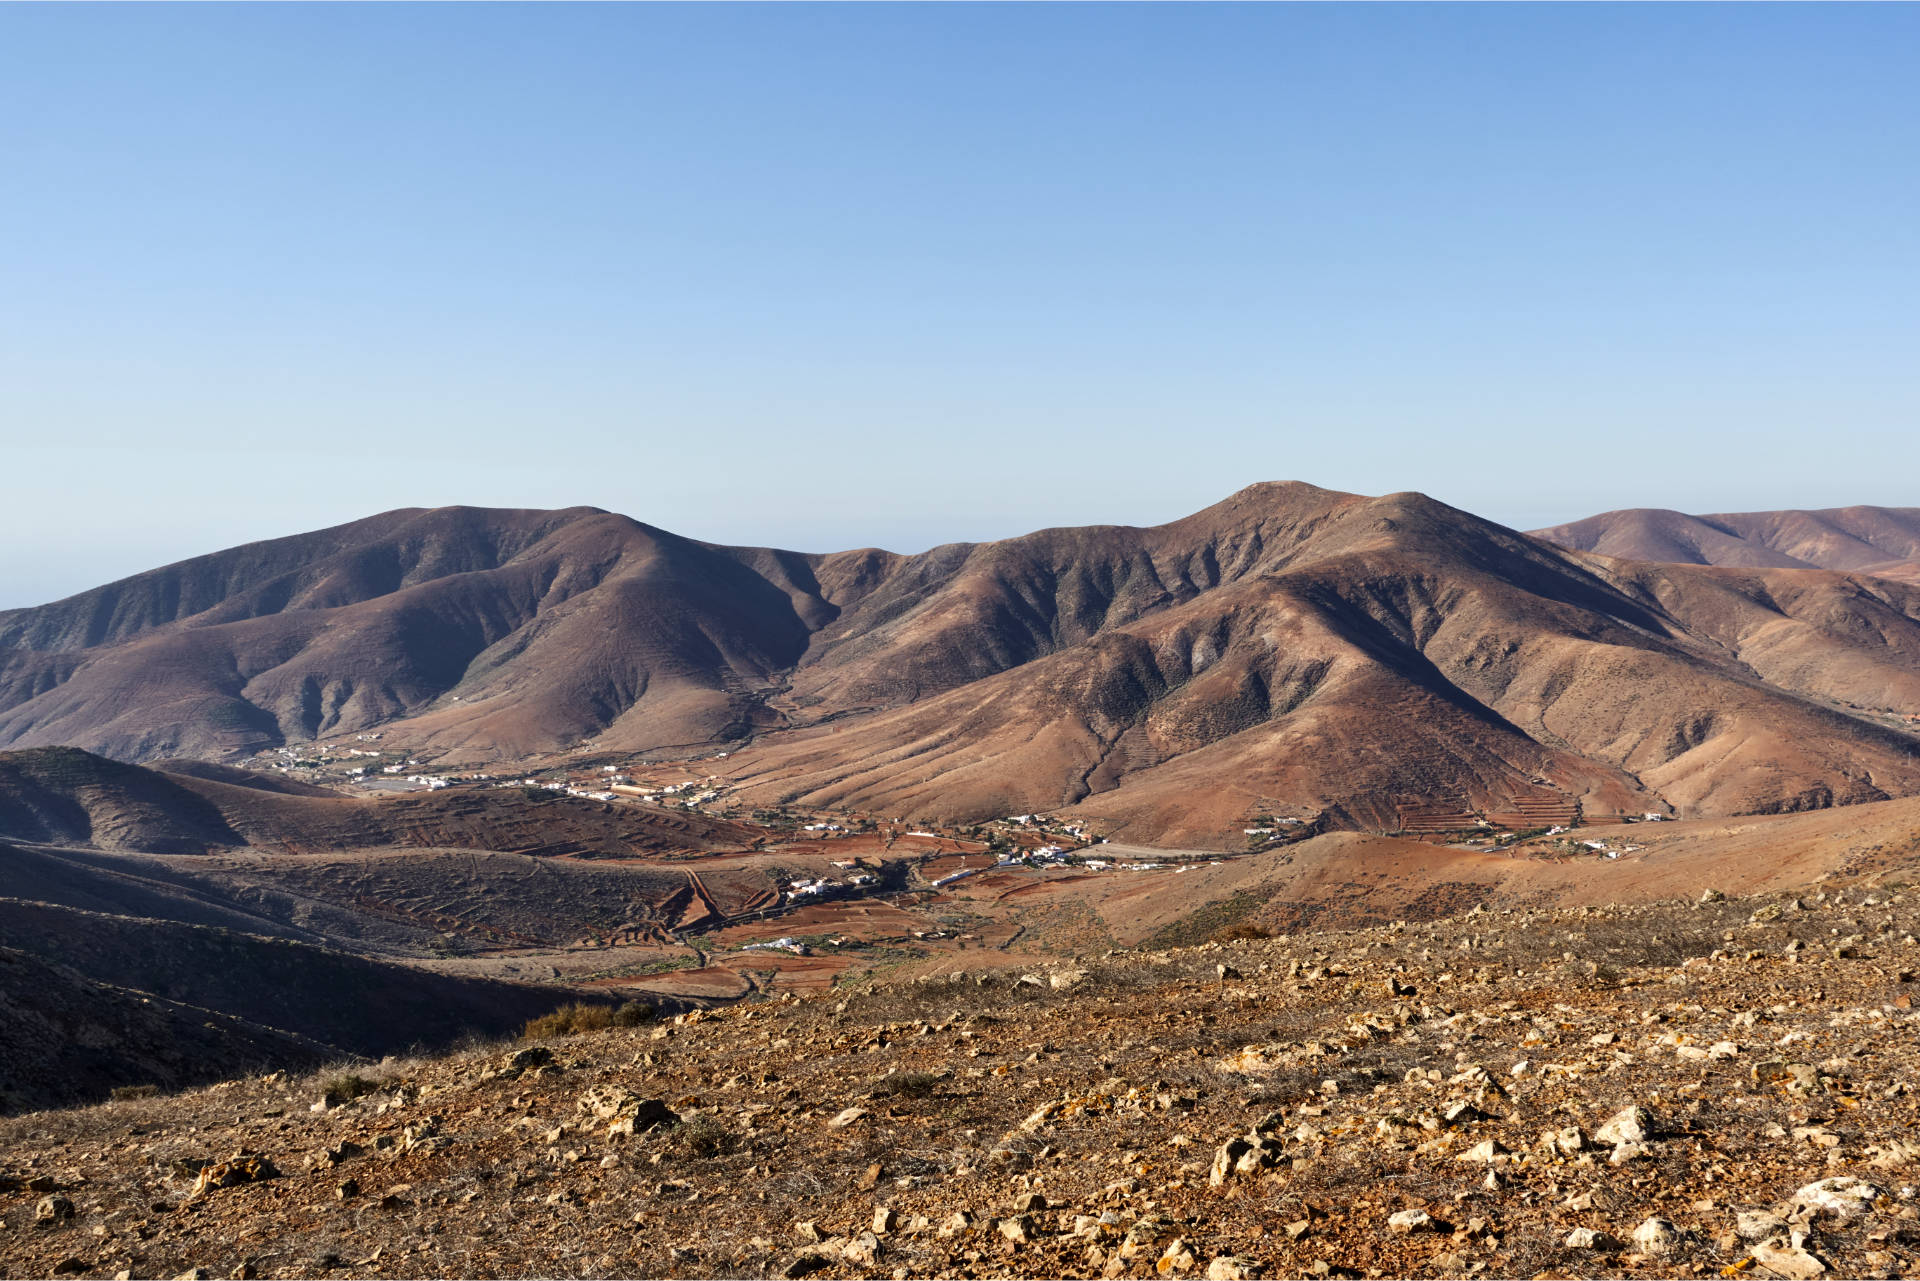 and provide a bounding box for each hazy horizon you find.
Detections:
[4,4,1916,607]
